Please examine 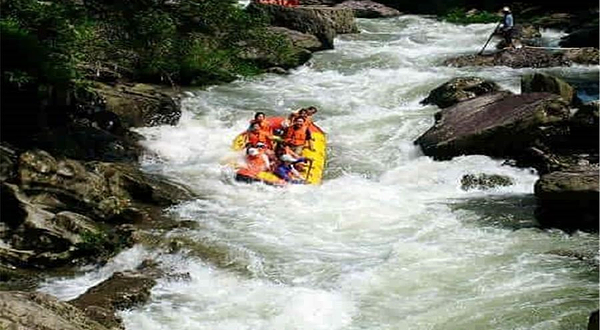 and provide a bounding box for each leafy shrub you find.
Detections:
[442,8,500,24]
